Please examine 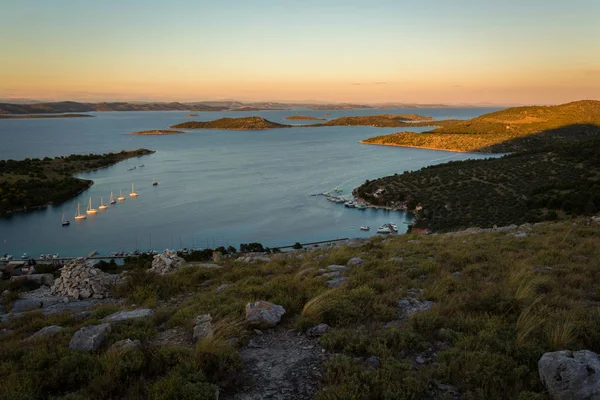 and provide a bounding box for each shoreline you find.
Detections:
[1,150,155,218]
[358,140,491,154]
